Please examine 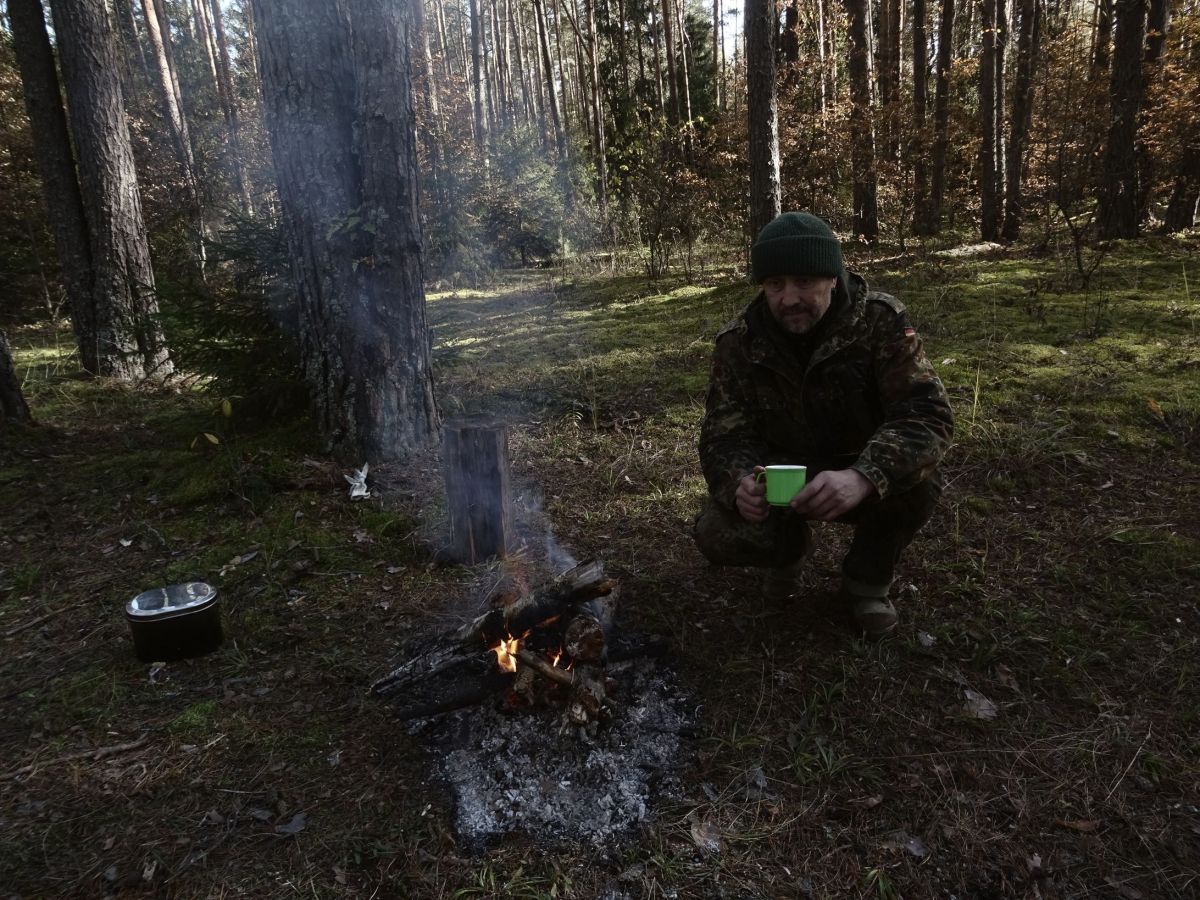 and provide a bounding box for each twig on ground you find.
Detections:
[0,733,151,781]
[1105,725,1151,802]
[4,607,65,638]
